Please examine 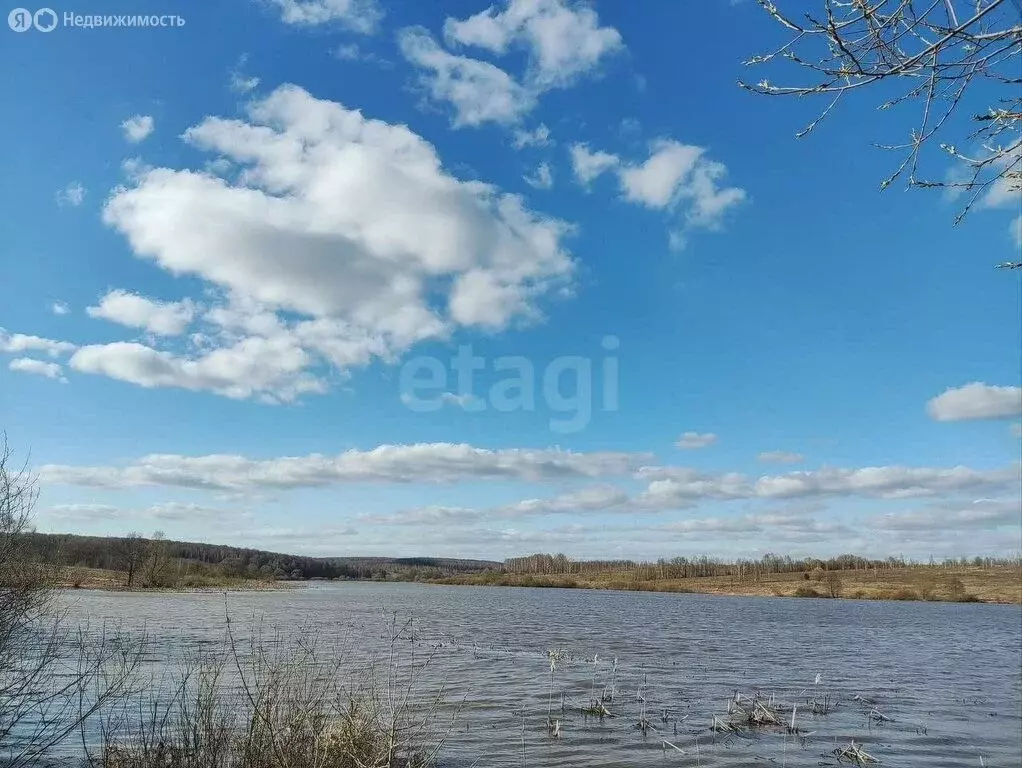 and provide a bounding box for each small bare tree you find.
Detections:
[119,533,148,589]
[824,571,844,598]
[742,0,1021,258]
[142,530,171,588]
